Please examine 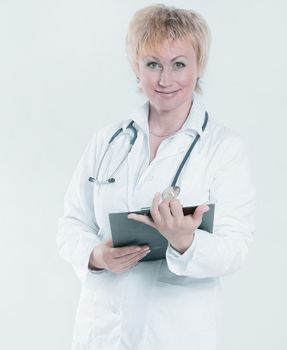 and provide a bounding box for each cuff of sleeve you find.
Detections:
[72,235,102,283]
[88,267,105,274]
[88,261,105,274]
[166,232,197,275]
